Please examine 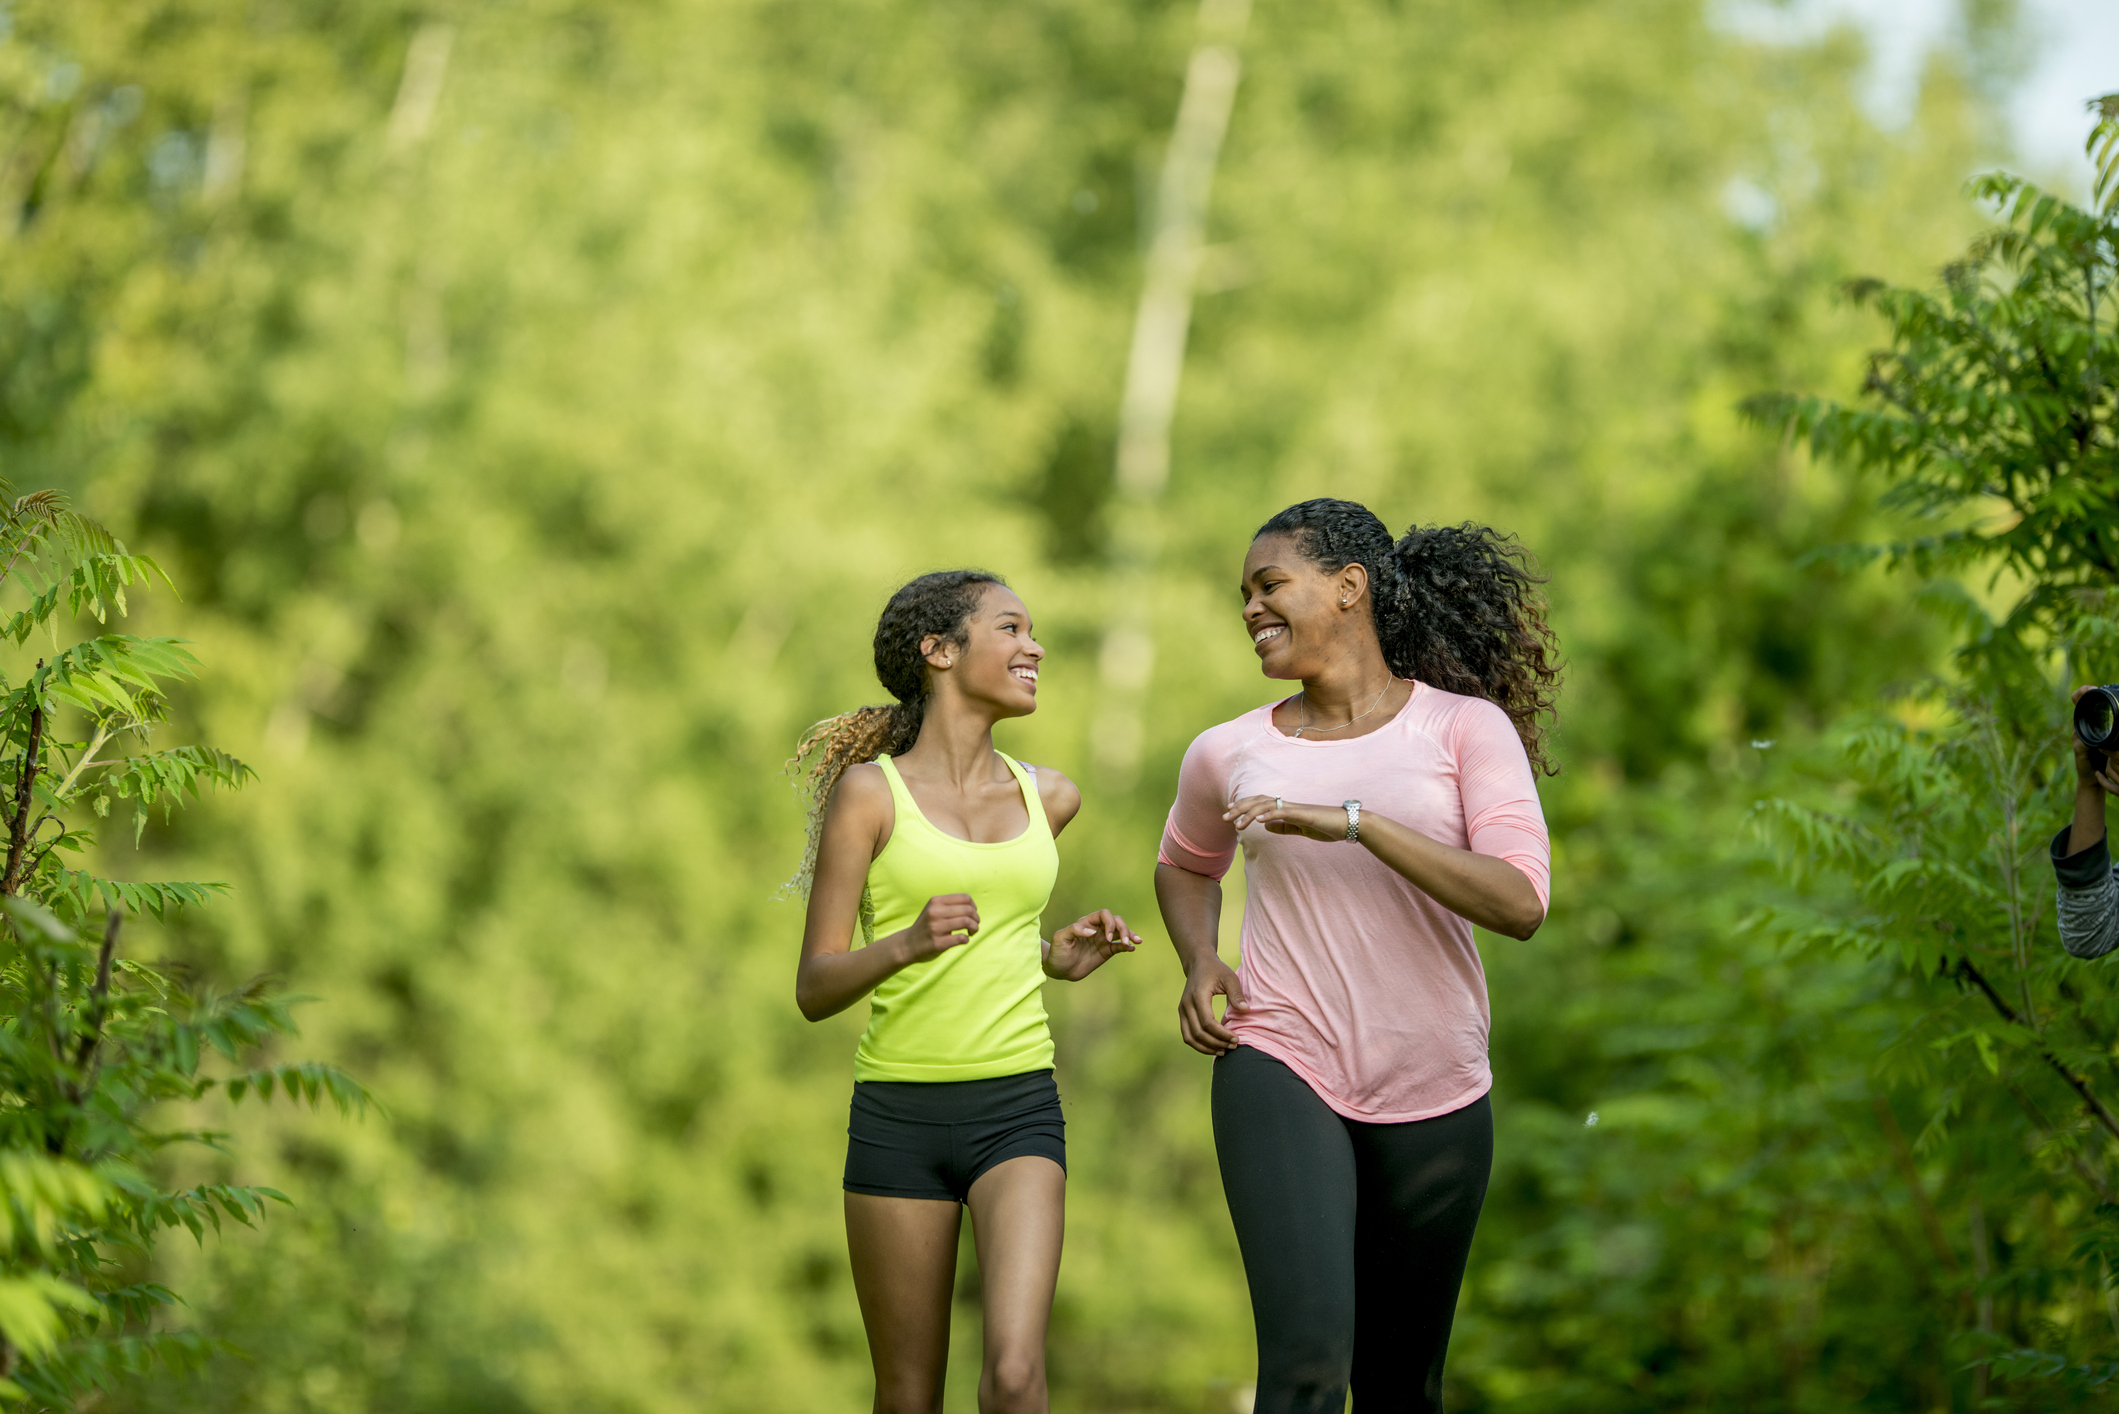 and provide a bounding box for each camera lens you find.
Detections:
[2076,686,2119,746]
